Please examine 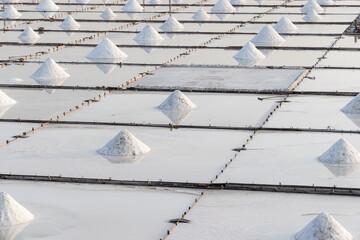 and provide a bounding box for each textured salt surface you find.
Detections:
[0,90,16,107]
[0,192,34,227]
[273,16,298,33]
[192,8,211,21]
[303,9,322,22]
[160,16,184,32]
[301,0,324,13]
[157,90,197,111]
[295,212,353,240]
[86,38,128,61]
[18,26,40,43]
[59,15,80,30]
[30,58,70,81]
[1,6,21,19]
[341,93,360,114]
[97,129,151,156]
[122,0,144,12]
[36,0,59,12]
[319,138,360,164]
[100,7,116,20]
[211,0,236,13]
[251,25,285,46]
